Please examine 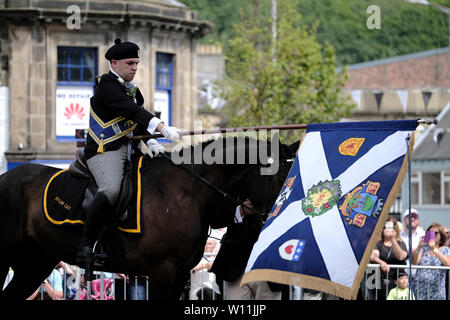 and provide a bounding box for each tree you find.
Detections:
[179,0,250,45]
[216,0,354,142]
[181,0,449,65]
[295,0,450,65]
